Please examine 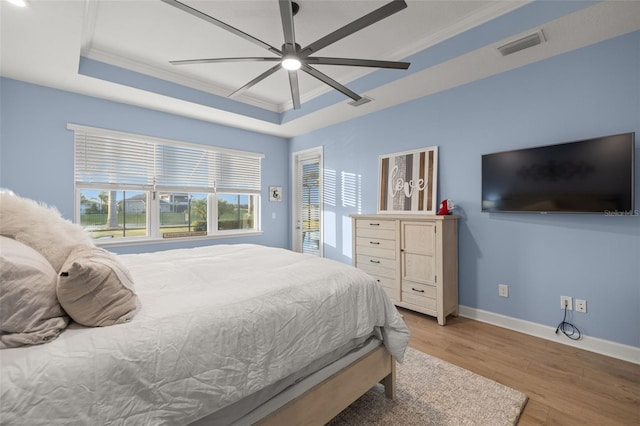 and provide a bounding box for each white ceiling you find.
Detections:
[2,0,640,137]
[82,0,504,110]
